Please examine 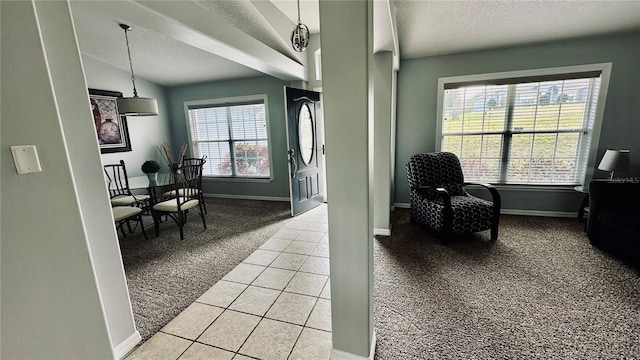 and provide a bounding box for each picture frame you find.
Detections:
[89,88,132,154]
